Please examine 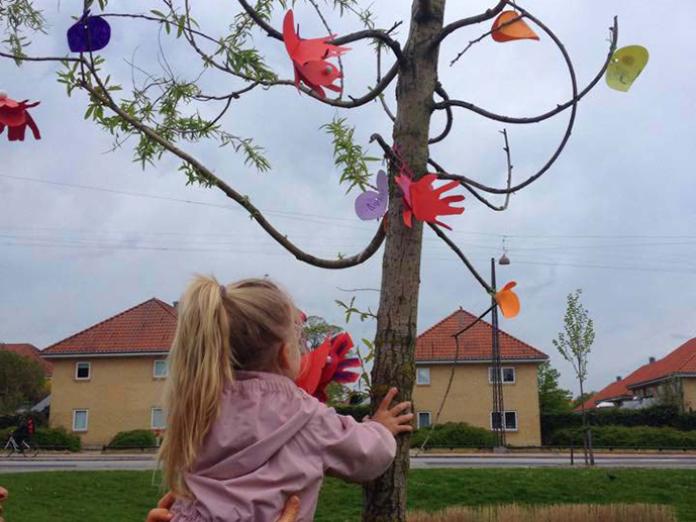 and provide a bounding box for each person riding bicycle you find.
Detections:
[12,416,35,453]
